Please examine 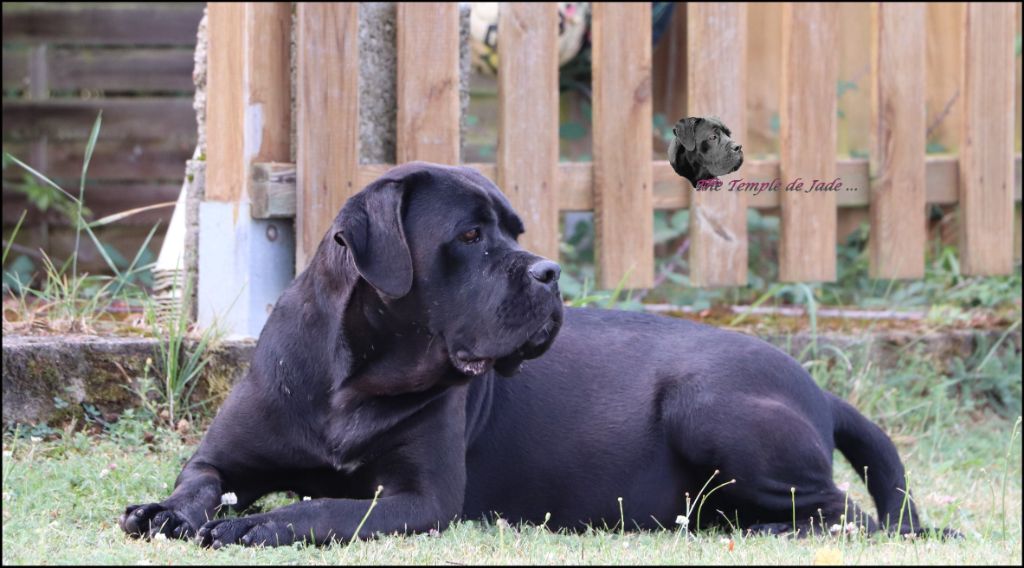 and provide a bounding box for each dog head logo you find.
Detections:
[668,116,744,187]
